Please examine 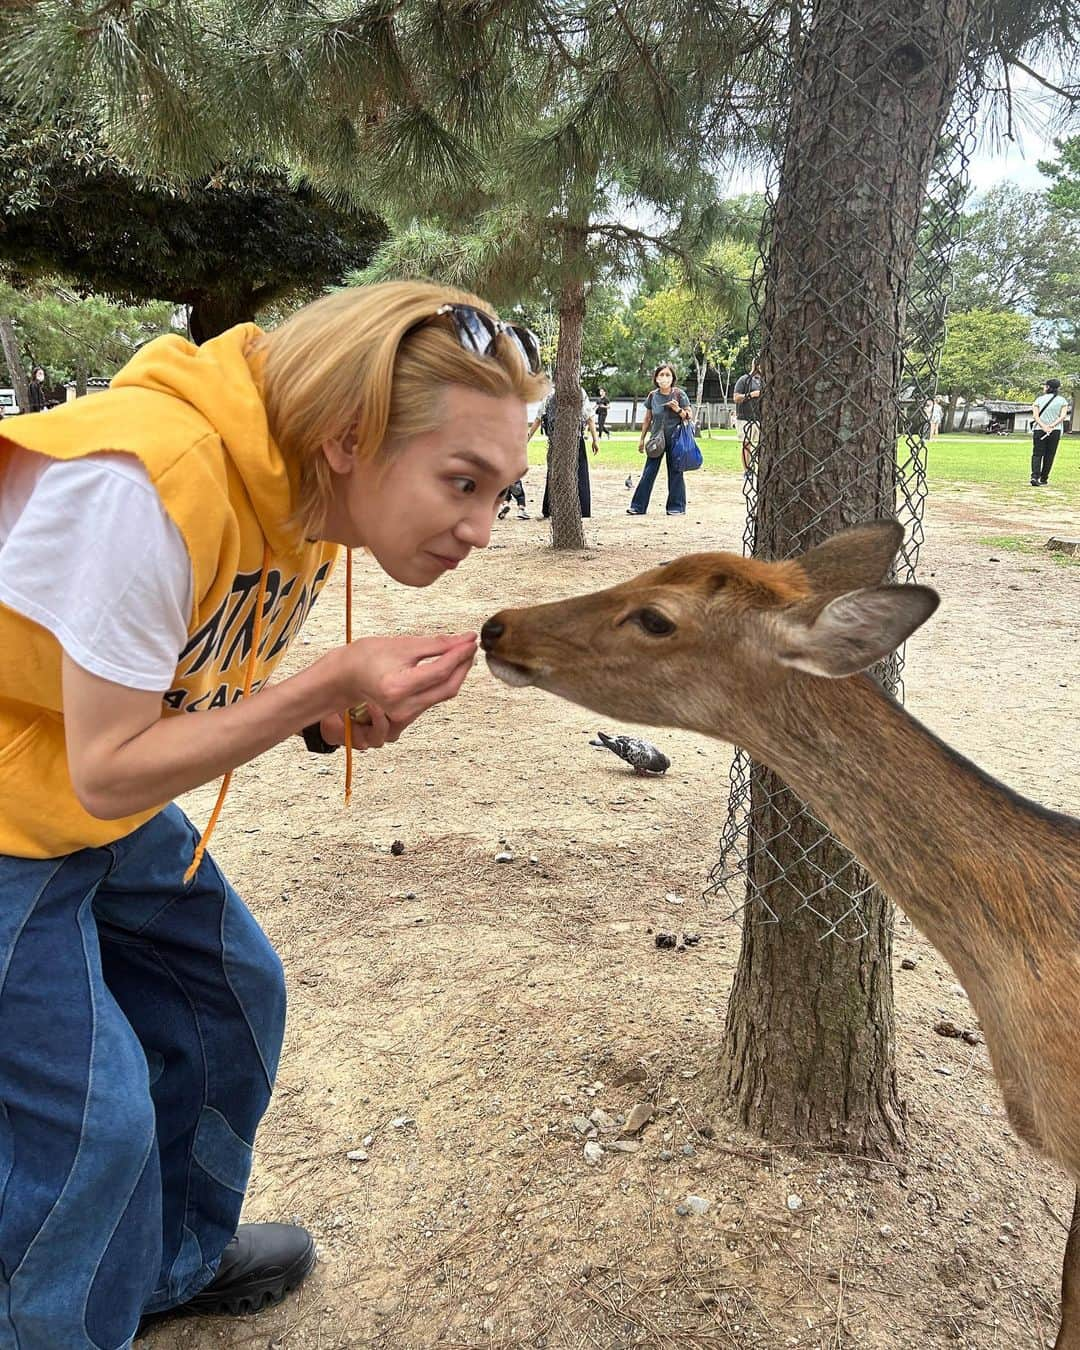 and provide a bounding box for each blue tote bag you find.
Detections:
[671,422,703,472]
